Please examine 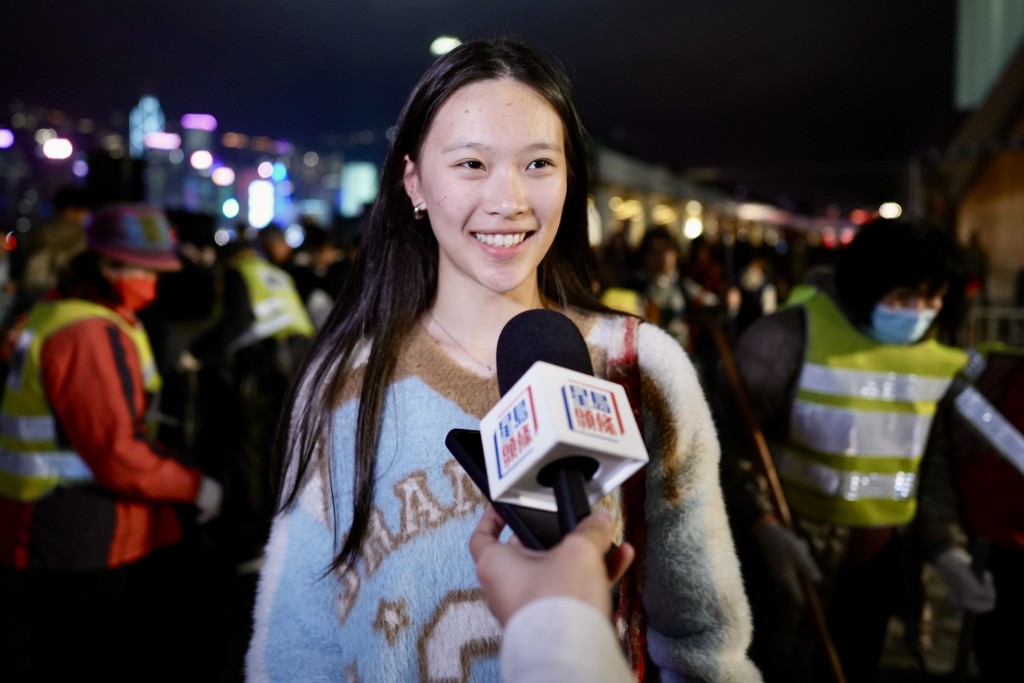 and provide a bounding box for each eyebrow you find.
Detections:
[441,141,564,155]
